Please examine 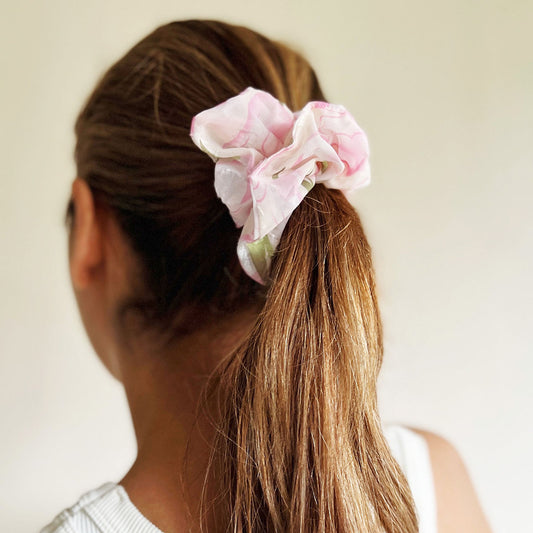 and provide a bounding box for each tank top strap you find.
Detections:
[383,424,438,533]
